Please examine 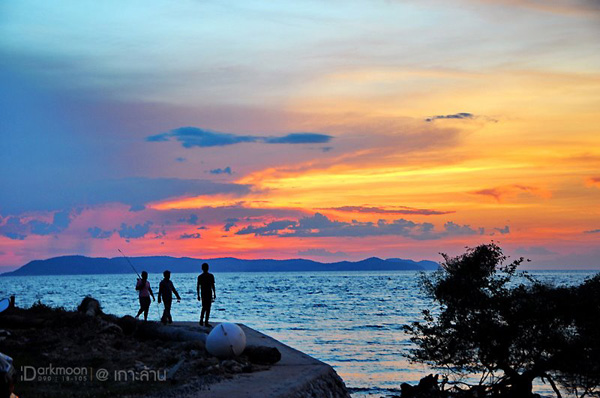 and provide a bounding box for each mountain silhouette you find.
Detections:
[1,255,439,276]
